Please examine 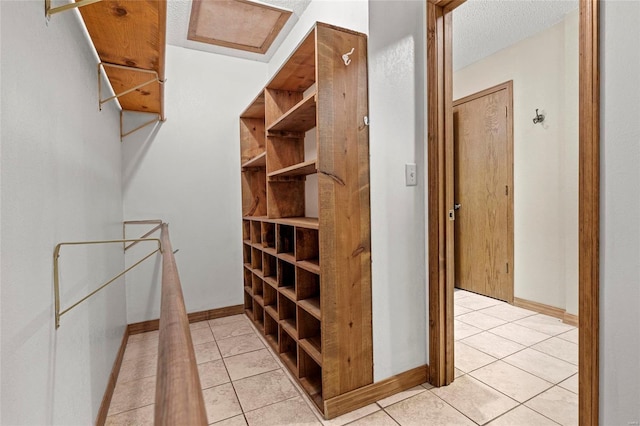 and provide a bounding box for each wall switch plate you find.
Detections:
[405,163,417,186]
